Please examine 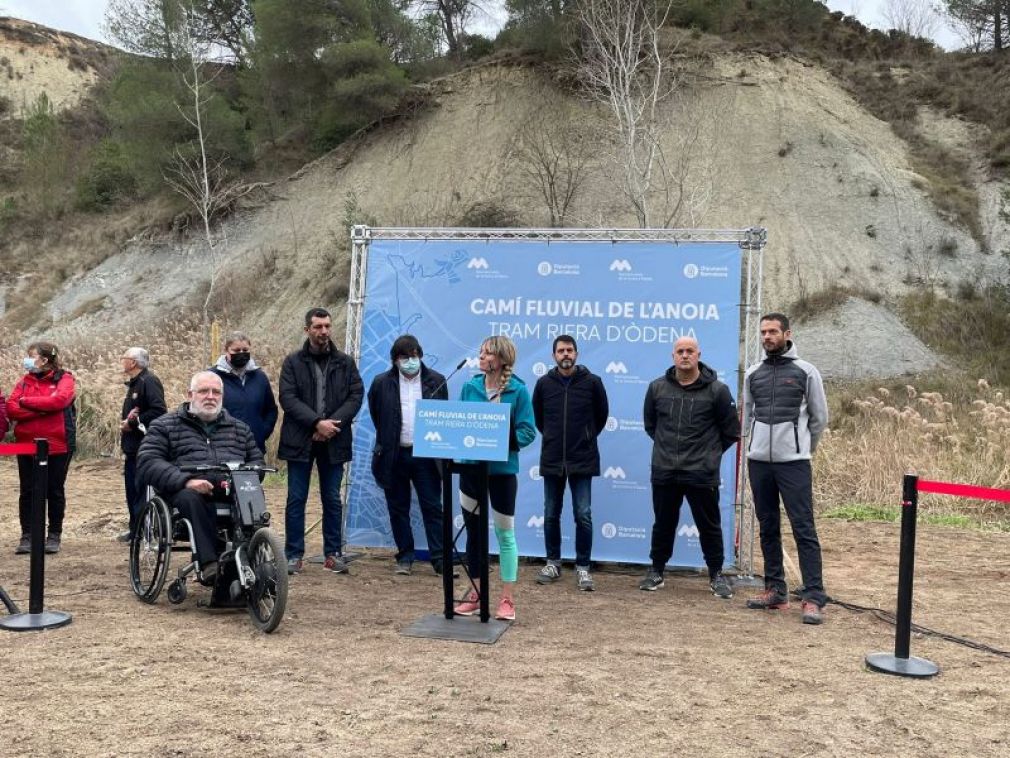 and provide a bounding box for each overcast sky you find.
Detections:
[0,0,960,50]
